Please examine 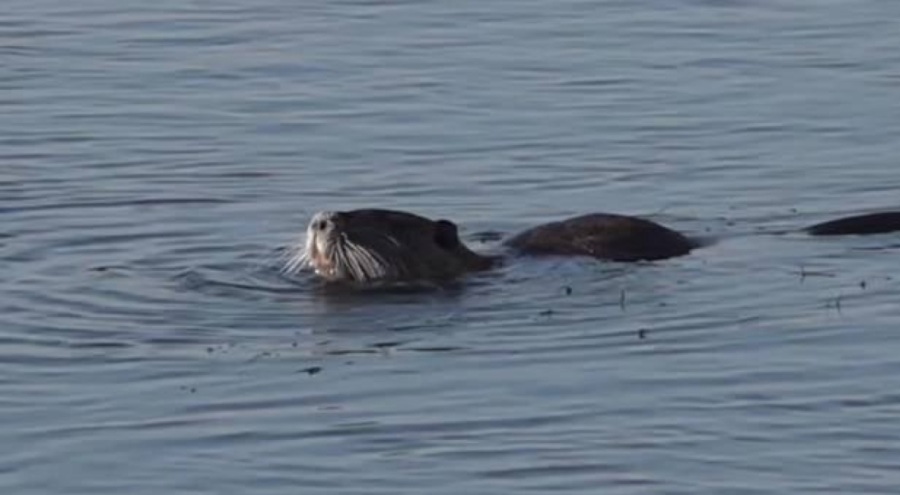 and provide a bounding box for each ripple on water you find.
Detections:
[4,0,900,493]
